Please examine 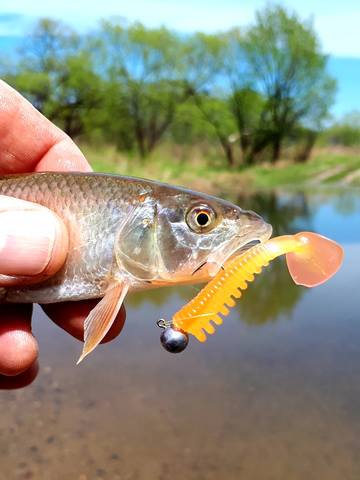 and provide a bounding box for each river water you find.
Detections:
[1,189,360,480]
